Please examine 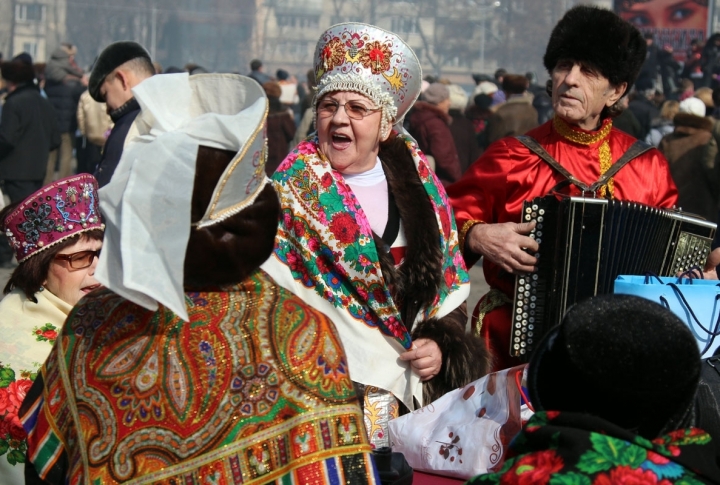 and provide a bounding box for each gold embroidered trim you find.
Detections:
[474,289,511,335]
[459,219,484,253]
[598,138,614,198]
[553,116,612,145]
